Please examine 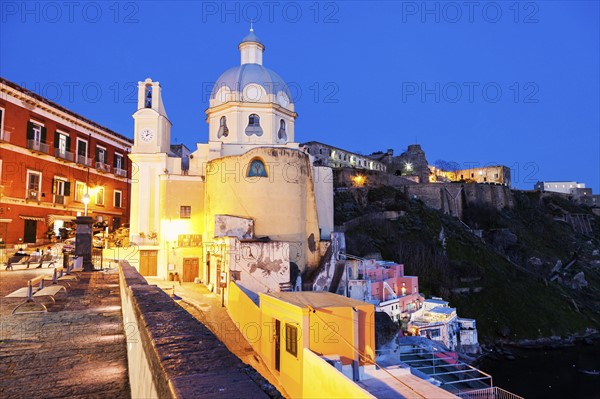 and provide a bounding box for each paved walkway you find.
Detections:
[0,268,130,398]
[146,278,287,399]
